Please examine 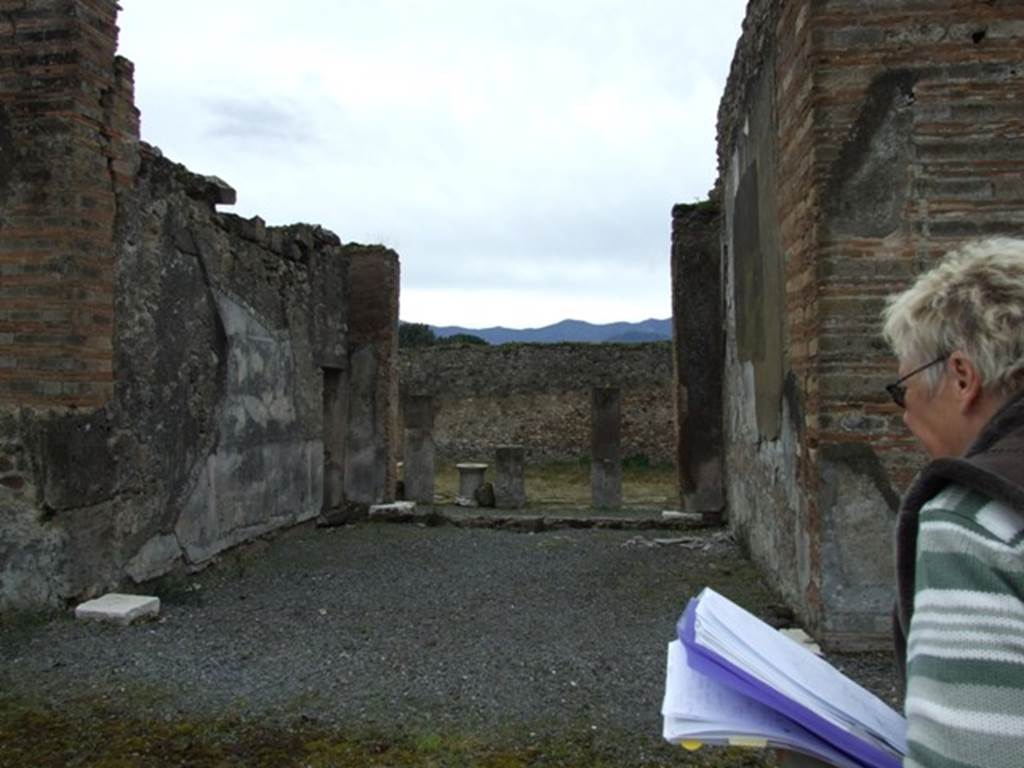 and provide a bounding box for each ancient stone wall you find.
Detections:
[714,0,1024,647]
[398,343,674,466]
[0,1,399,610]
[718,0,818,641]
